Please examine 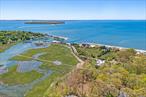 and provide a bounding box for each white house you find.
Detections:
[96,59,105,66]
